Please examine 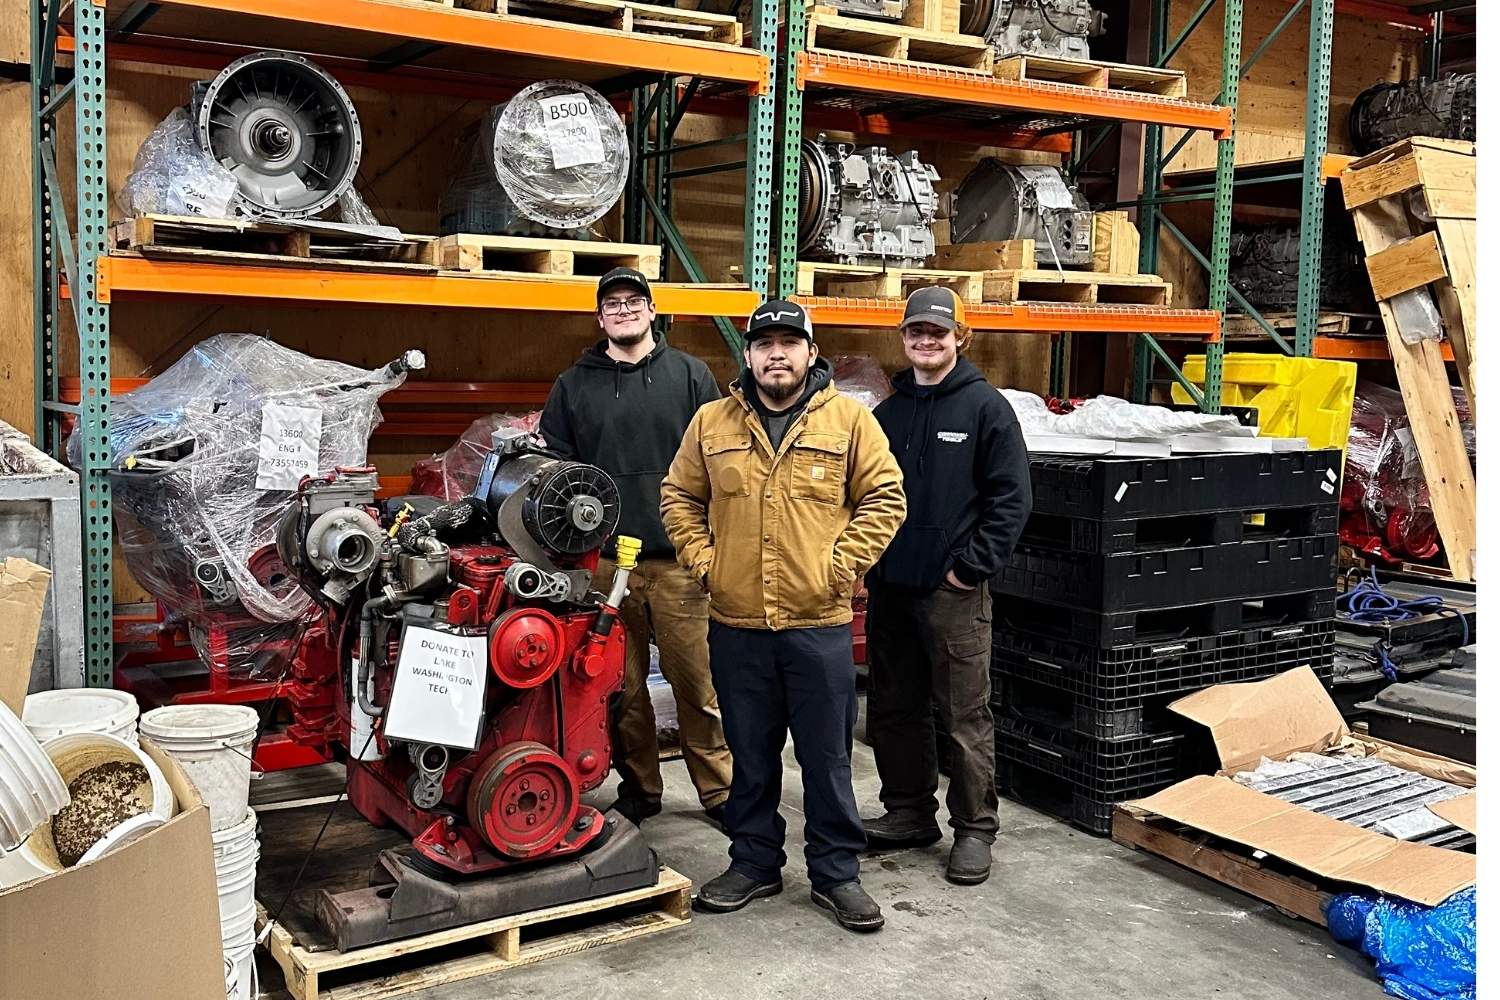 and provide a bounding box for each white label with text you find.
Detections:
[538,93,606,169]
[383,626,489,749]
[255,404,323,491]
